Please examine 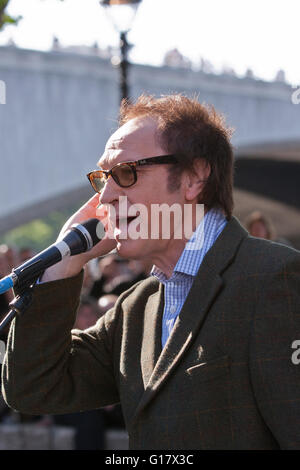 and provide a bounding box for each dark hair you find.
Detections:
[120,94,234,218]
